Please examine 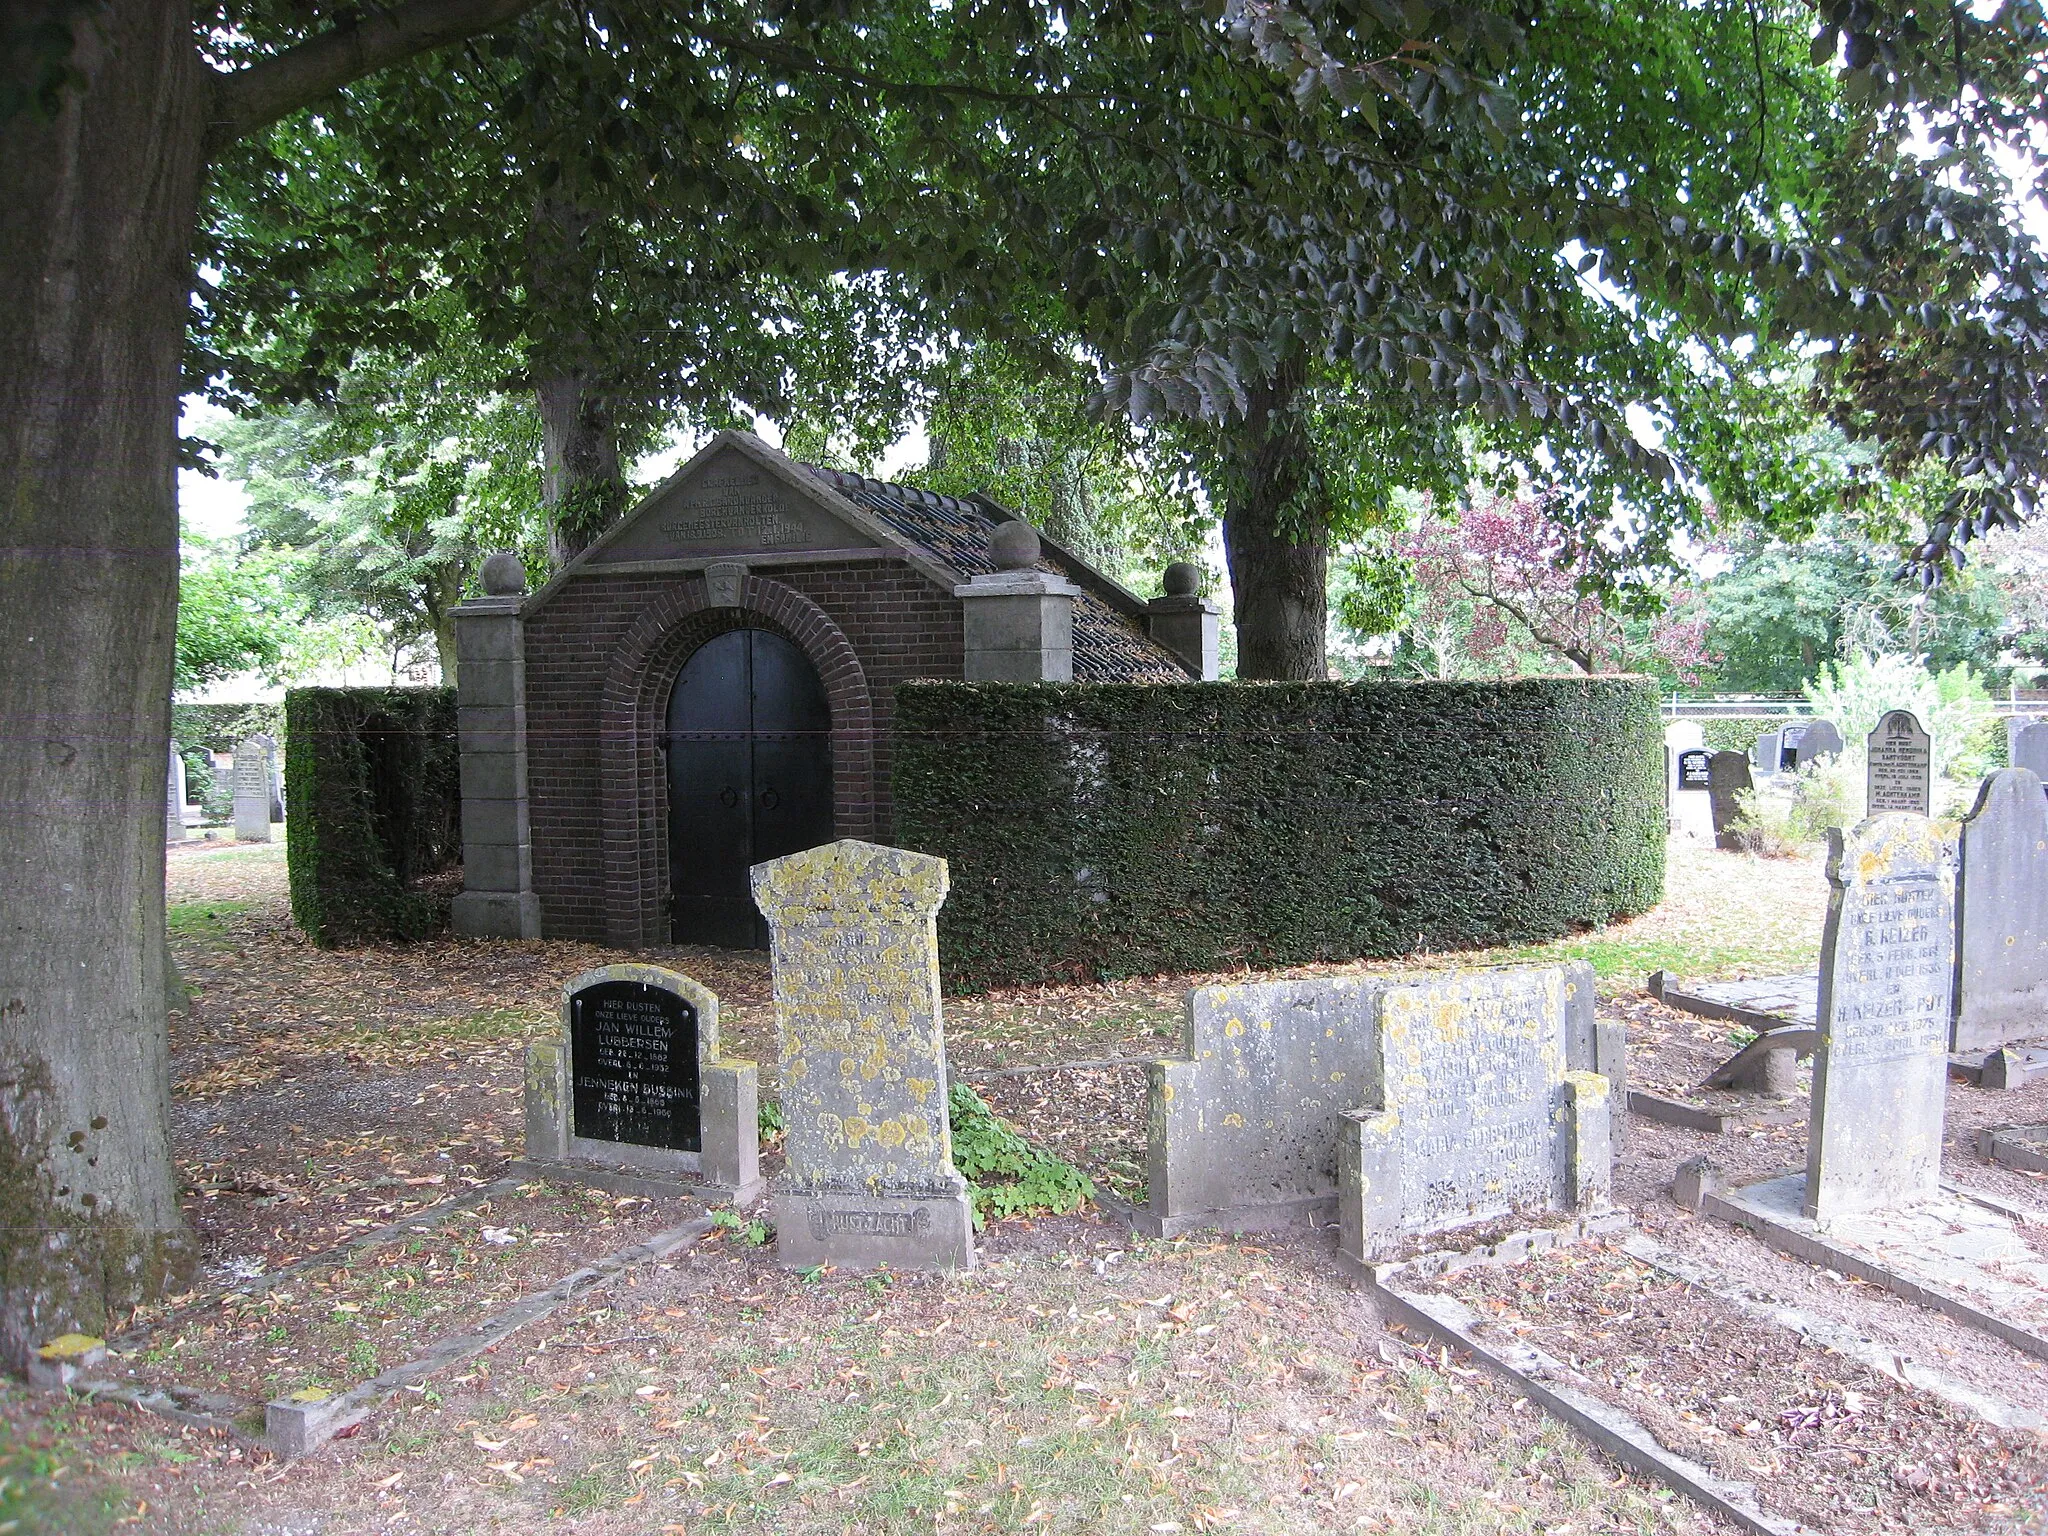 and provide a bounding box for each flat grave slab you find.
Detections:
[1705,1173,2048,1362]
[1650,971,1818,1030]
[1980,1123,2048,1174]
